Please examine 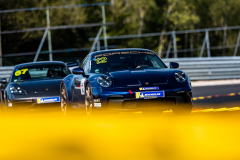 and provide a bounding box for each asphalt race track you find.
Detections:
[192,84,240,109]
